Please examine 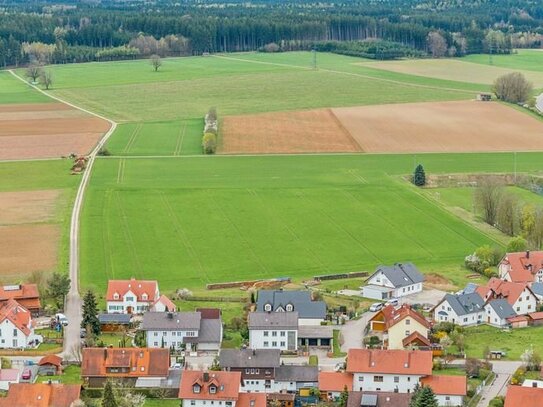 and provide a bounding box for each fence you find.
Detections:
[314,271,368,281]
